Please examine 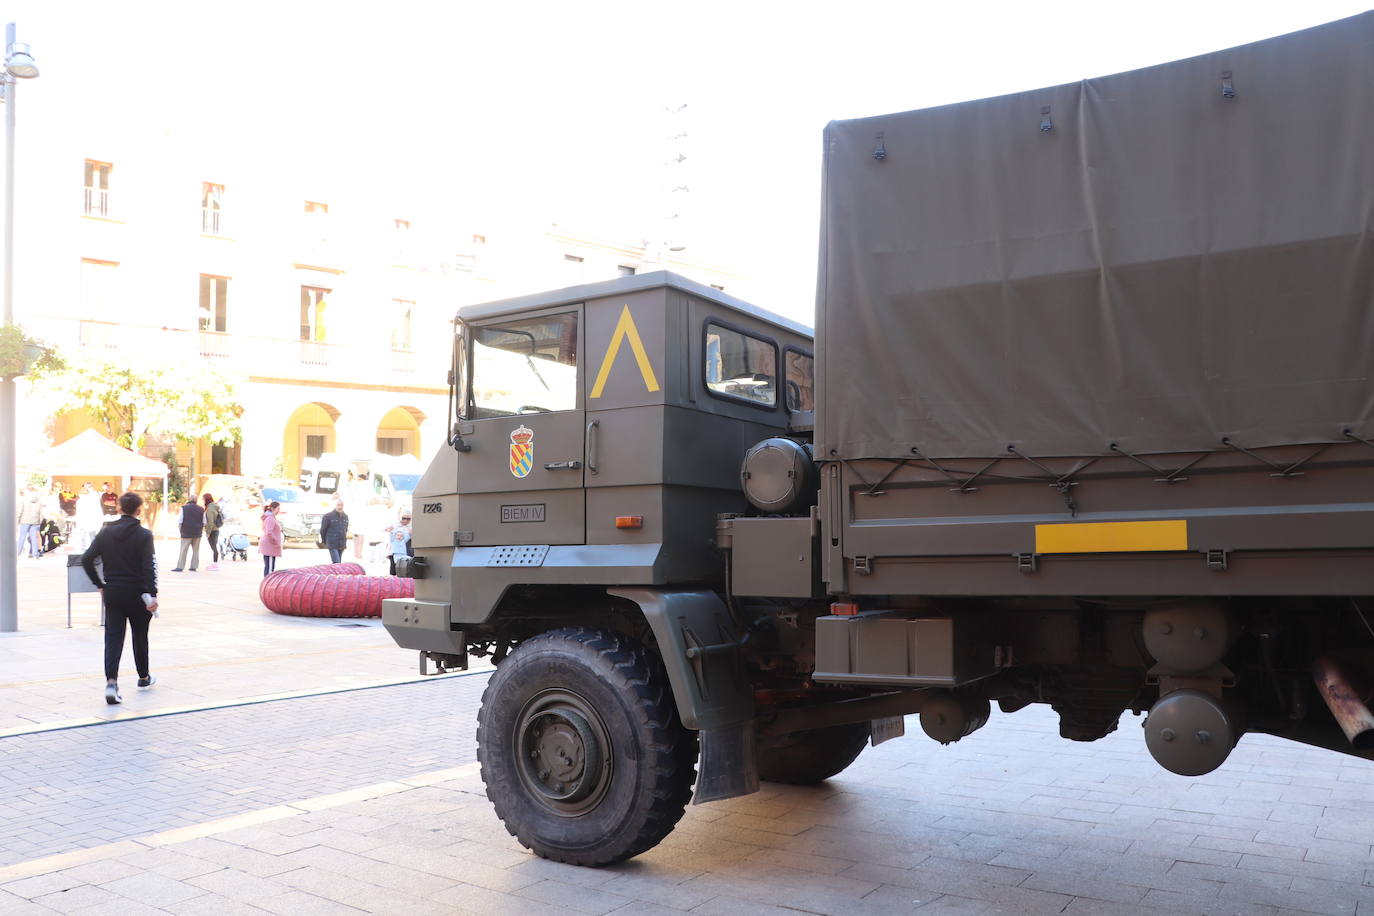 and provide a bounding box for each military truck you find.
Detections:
[384,14,1374,866]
